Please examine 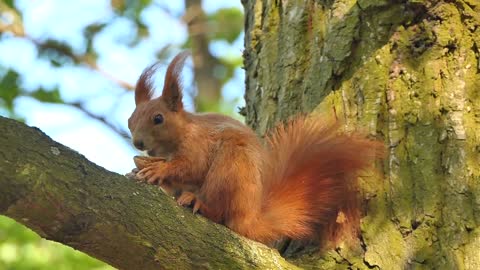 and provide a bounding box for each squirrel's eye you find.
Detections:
[153,114,164,125]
